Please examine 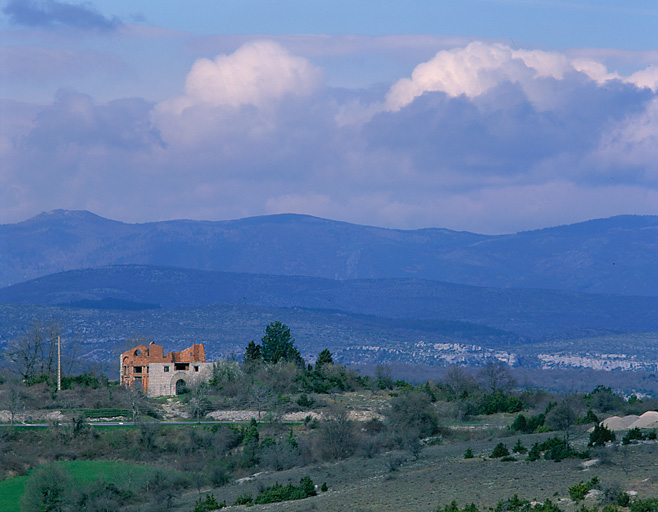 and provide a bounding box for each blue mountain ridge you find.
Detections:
[1,210,657,296]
